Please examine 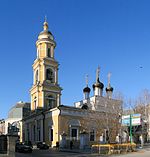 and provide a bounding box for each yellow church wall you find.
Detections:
[39,65,44,82]
[38,92,43,108]
[45,112,59,147]
[38,43,46,58]
[59,114,102,134]
[31,92,37,110]
[44,59,58,67]
[58,110,119,145]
